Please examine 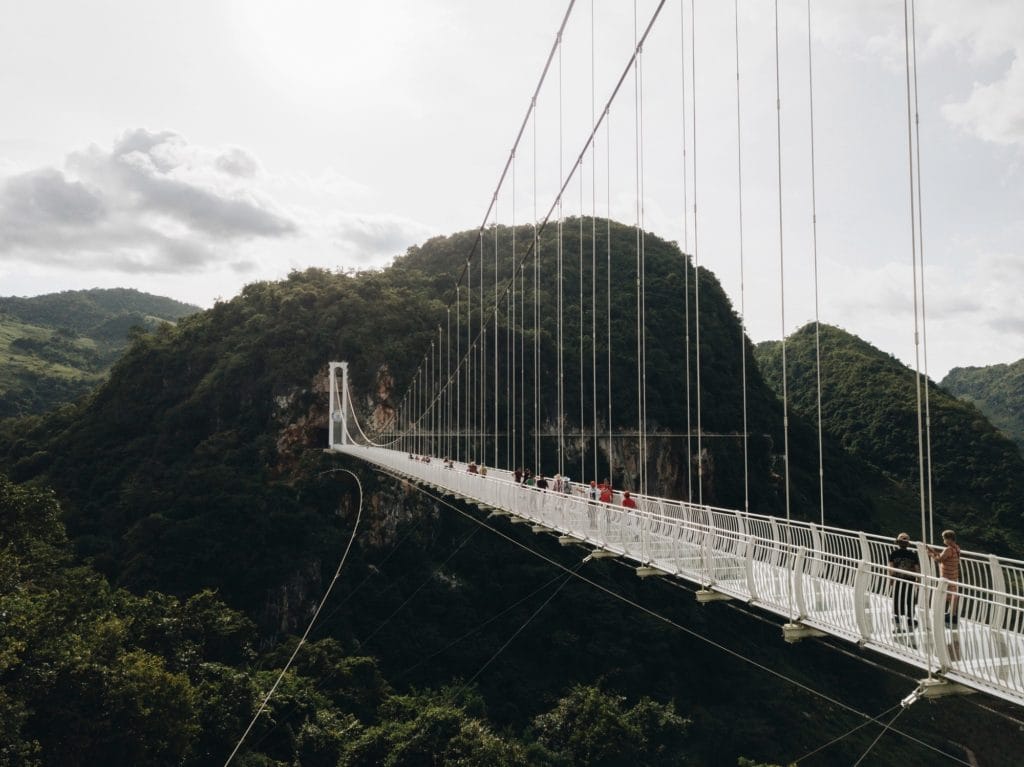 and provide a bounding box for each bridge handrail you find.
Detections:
[452,458,1024,568]
[342,445,1024,705]
[378,448,1024,594]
